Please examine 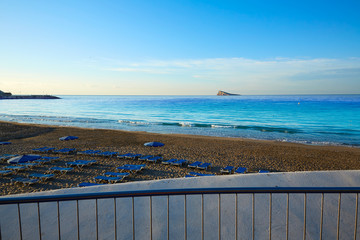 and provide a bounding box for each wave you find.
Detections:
[117,119,303,134]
